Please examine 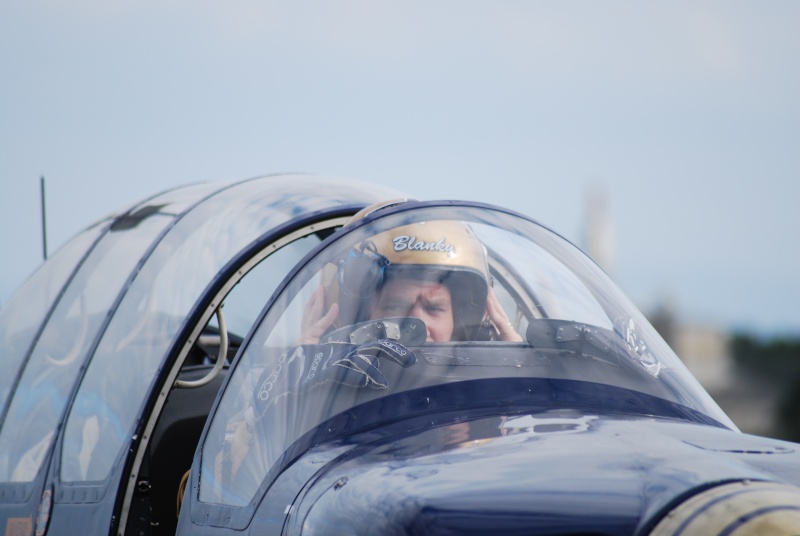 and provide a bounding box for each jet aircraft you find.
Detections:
[1,174,799,536]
